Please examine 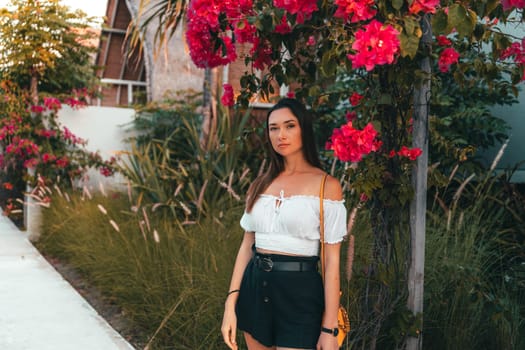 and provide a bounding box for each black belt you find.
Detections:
[254,255,318,272]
